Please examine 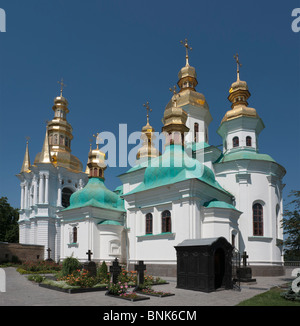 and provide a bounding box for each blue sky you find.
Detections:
[0,0,299,209]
